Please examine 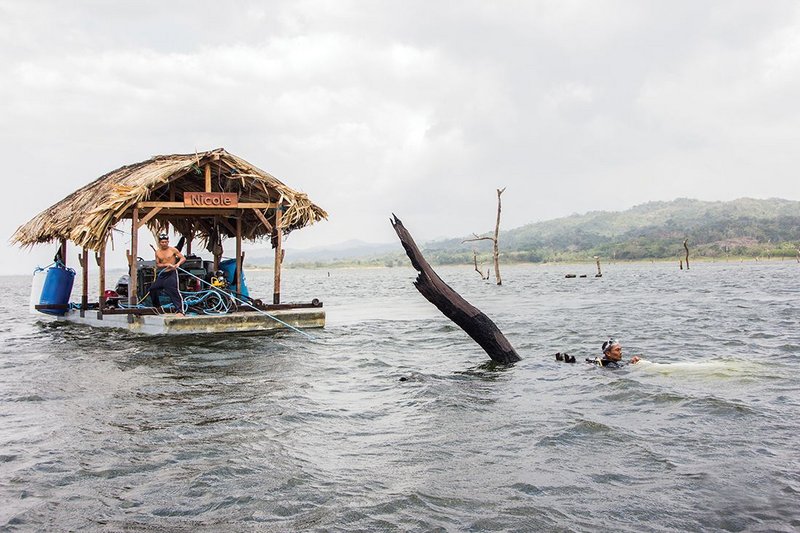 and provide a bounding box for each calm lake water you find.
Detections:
[1,261,798,531]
